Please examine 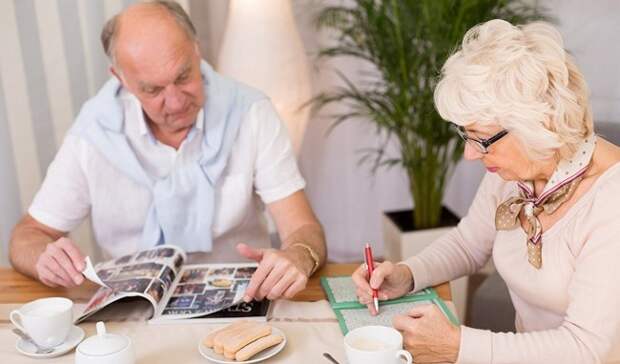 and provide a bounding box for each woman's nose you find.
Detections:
[463,142,483,161]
